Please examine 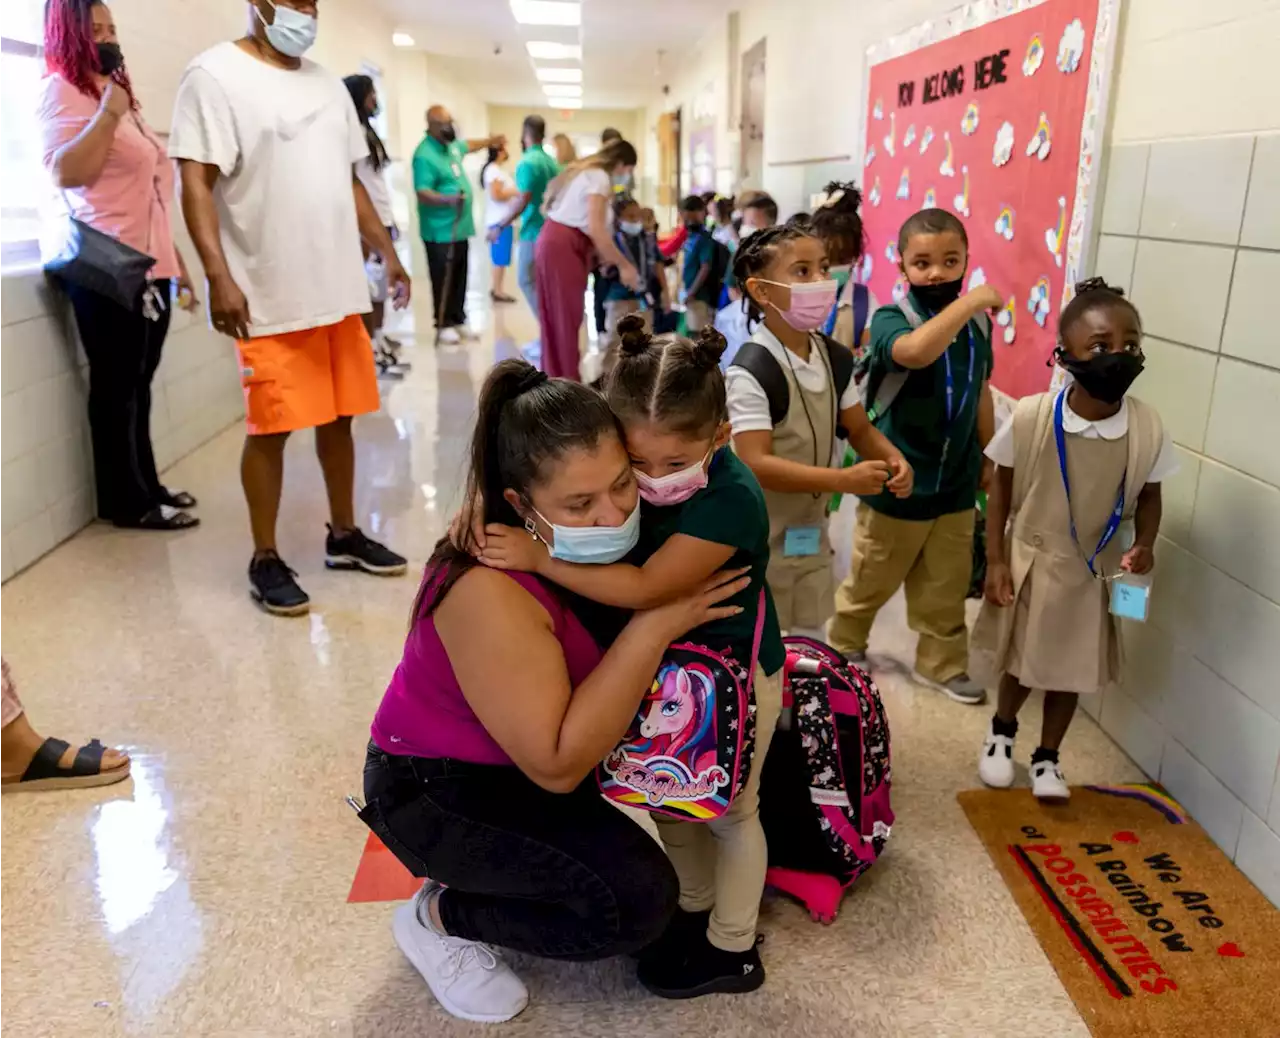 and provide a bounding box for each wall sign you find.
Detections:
[861,0,1120,397]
